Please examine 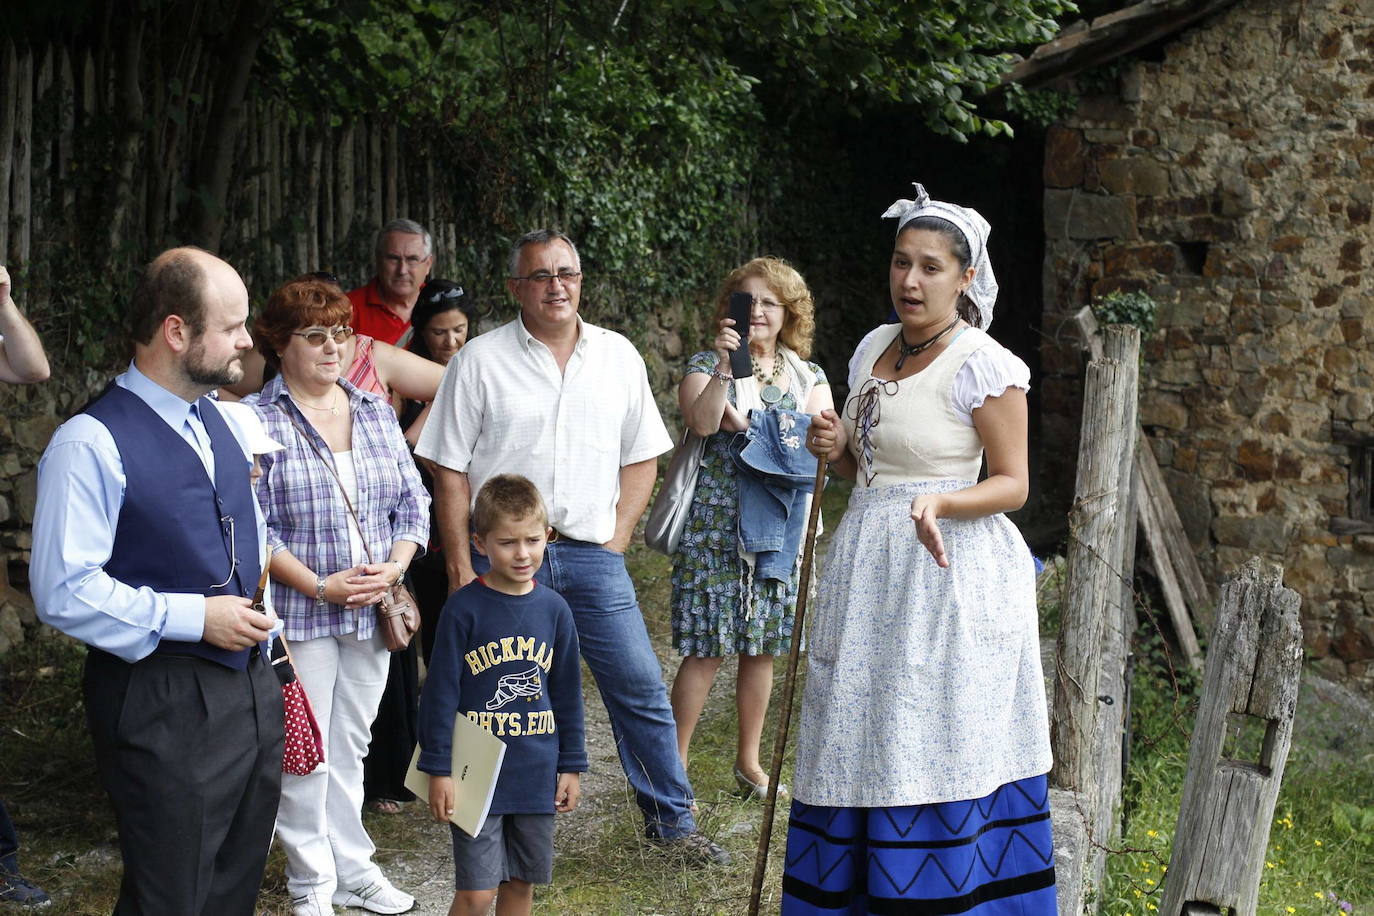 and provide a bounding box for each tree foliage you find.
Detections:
[6,0,1077,365]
